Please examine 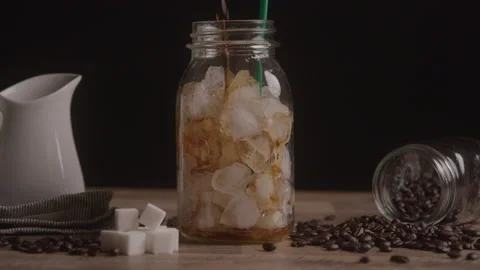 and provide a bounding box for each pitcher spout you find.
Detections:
[0,73,82,105]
